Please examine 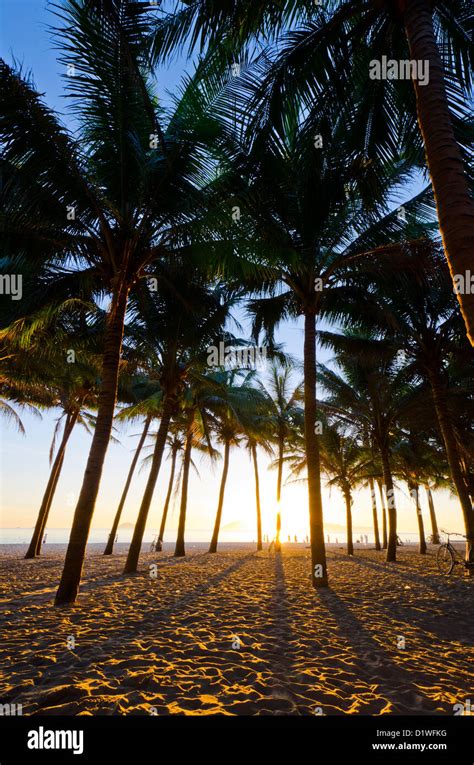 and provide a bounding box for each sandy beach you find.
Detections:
[0,544,472,716]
